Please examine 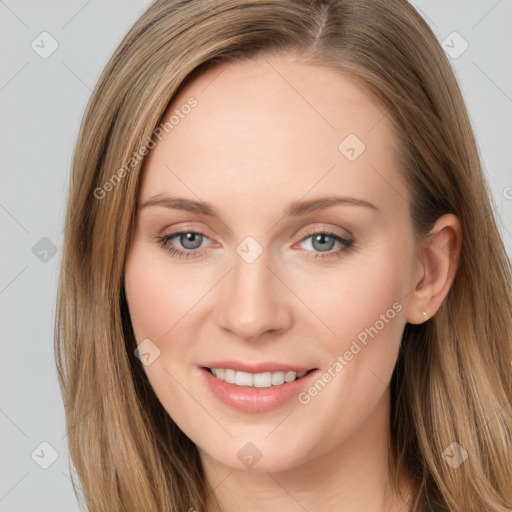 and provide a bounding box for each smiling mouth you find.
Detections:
[204,367,316,388]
